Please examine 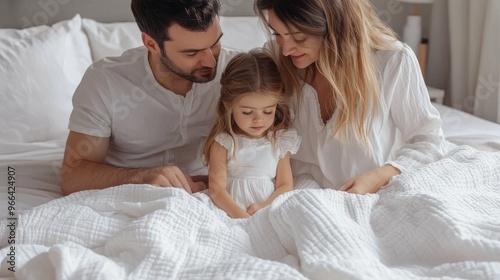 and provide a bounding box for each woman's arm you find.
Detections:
[208,142,250,219]
[247,152,294,215]
[339,46,445,195]
[385,45,447,172]
[338,164,400,194]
